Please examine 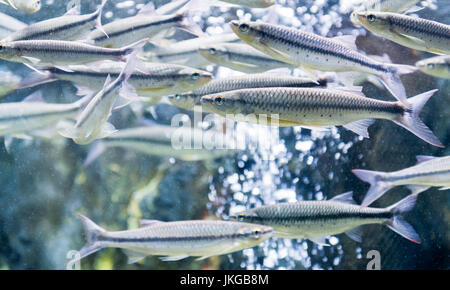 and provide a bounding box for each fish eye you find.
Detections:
[209,48,217,55]
[239,23,250,33]
[215,96,224,105]
[175,94,181,100]
[191,72,200,80]
[367,14,376,22]
[253,228,262,239]
[427,63,435,69]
